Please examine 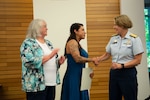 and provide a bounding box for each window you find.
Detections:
[144,0,150,74]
